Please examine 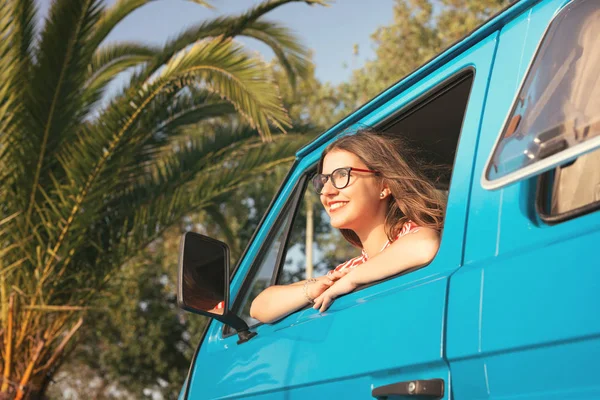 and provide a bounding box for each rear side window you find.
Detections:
[484,0,600,187]
[536,147,600,222]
